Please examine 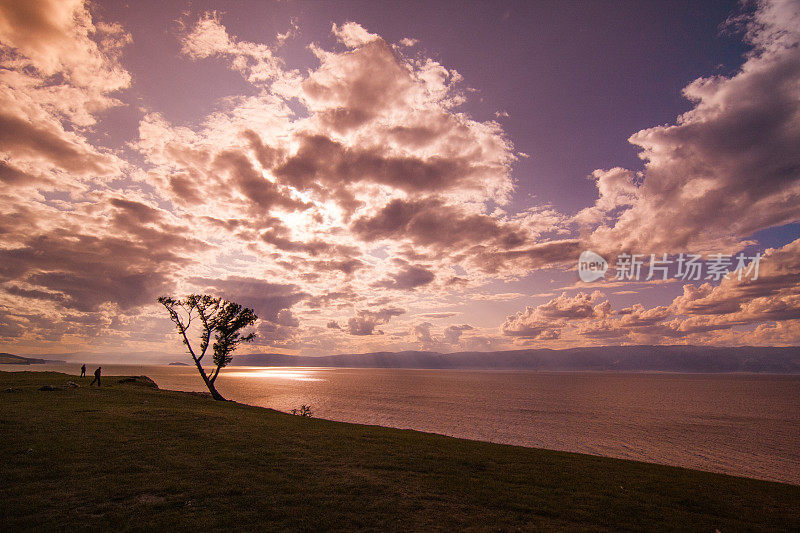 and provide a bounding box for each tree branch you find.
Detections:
[209,364,222,384]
